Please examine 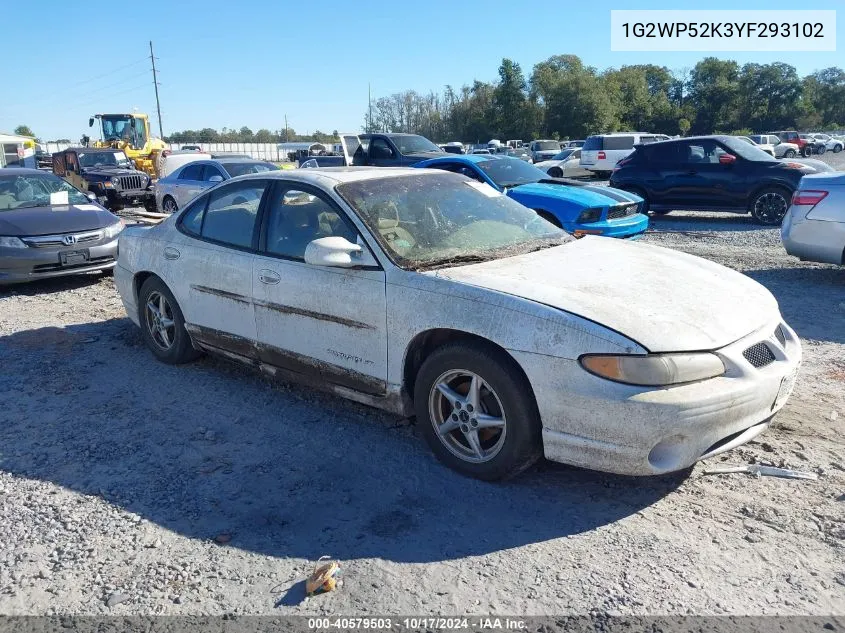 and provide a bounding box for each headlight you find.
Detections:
[103,180,114,188]
[577,208,603,223]
[0,236,26,248]
[103,219,126,239]
[580,353,725,386]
